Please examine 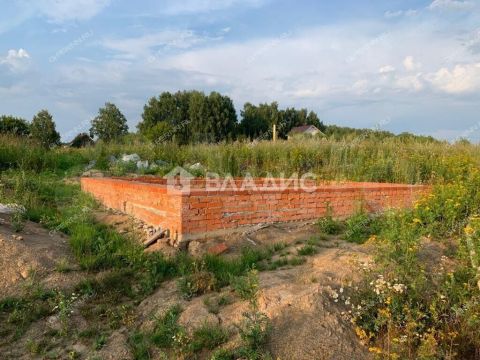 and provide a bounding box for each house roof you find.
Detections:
[288,124,321,135]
